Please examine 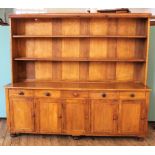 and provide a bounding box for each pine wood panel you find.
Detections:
[62,19,80,35]
[90,18,108,35]
[26,62,35,80]
[118,19,137,36]
[35,62,53,80]
[36,99,62,133]
[89,39,107,58]
[61,38,80,80]
[52,19,62,35]
[91,100,118,134]
[52,38,62,80]
[117,39,135,59]
[15,19,53,35]
[62,39,79,58]
[116,63,134,81]
[144,19,150,84]
[62,62,79,80]
[62,99,89,135]
[10,98,34,132]
[120,100,143,134]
